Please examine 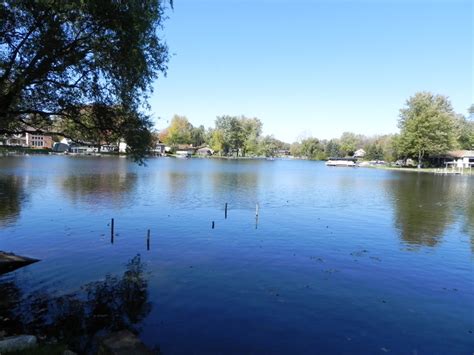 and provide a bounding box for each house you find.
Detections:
[25,132,53,149]
[118,141,128,153]
[172,144,196,156]
[354,149,366,158]
[276,149,290,156]
[446,150,474,169]
[196,147,213,156]
[175,150,192,158]
[69,144,98,154]
[1,134,27,147]
[1,130,52,149]
[52,142,69,153]
[152,143,166,155]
